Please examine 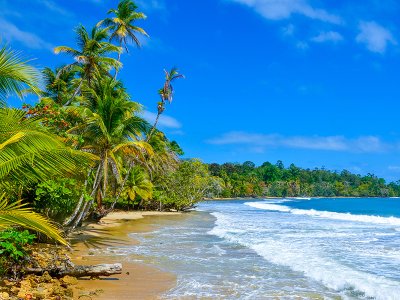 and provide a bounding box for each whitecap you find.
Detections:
[209,211,400,300]
[245,202,400,226]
